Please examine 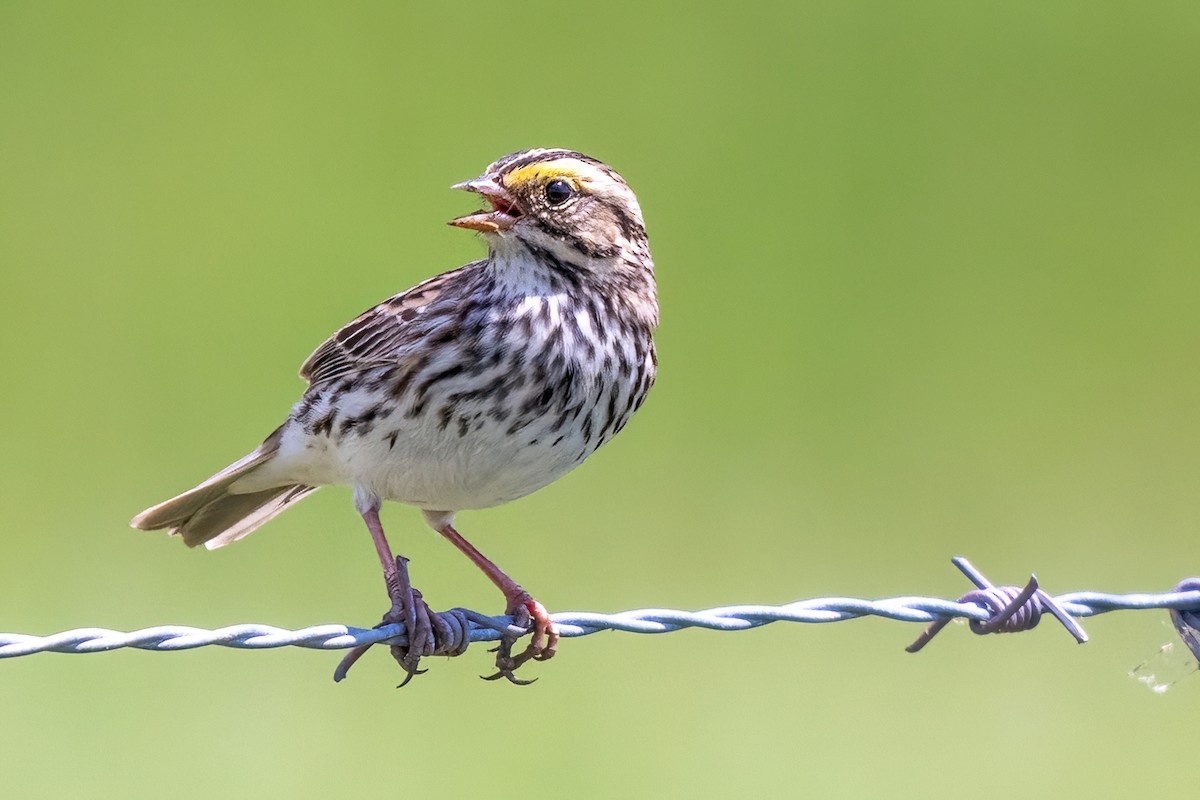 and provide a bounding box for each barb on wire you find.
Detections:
[906,556,1088,652]
[1,558,1198,665]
